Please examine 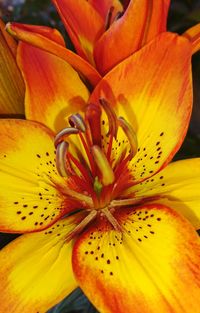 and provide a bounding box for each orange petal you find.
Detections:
[88,0,123,20]
[7,22,101,87]
[0,19,17,56]
[0,213,86,313]
[0,21,24,114]
[90,33,193,182]
[73,204,200,313]
[52,0,104,64]
[94,0,170,74]
[126,158,200,230]
[17,43,90,133]
[0,119,70,233]
[183,23,200,54]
